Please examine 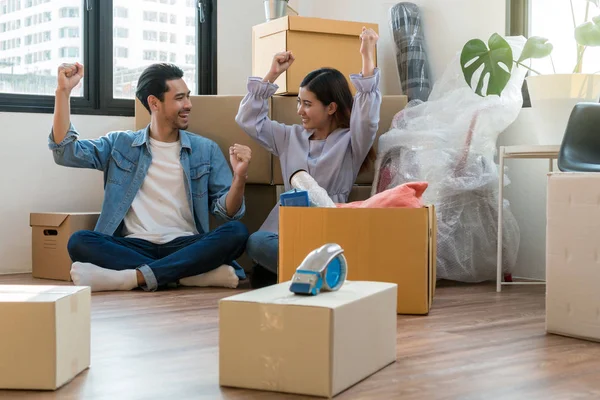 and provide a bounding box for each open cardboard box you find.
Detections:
[30,212,100,281]
[278,206,436,315]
